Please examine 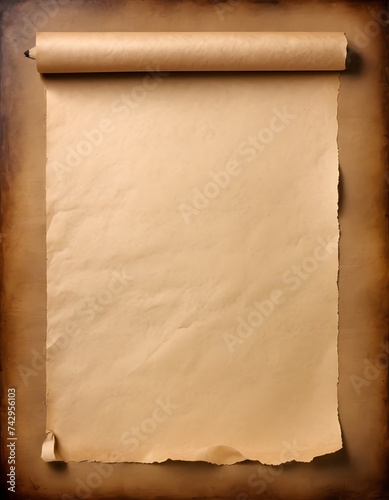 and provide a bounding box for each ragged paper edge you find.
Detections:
[335,56,345,452]
[40,438,342,465]
[41,39,347,466]
[41,430,63,462]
